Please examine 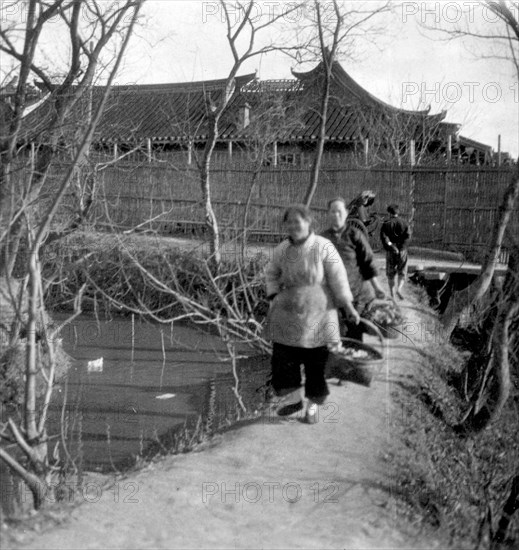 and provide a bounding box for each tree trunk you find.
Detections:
[0,448,46,509]
[454,245,519,434]
[240,169,261,262]
[200,112,221,271]
[442,170,519,338]
[303,65,331,207]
